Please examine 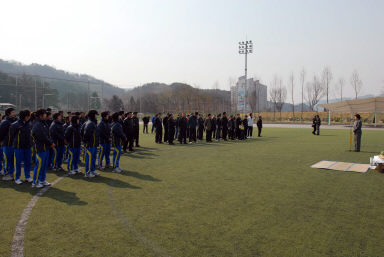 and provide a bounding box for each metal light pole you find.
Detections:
[239,40,253,115]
